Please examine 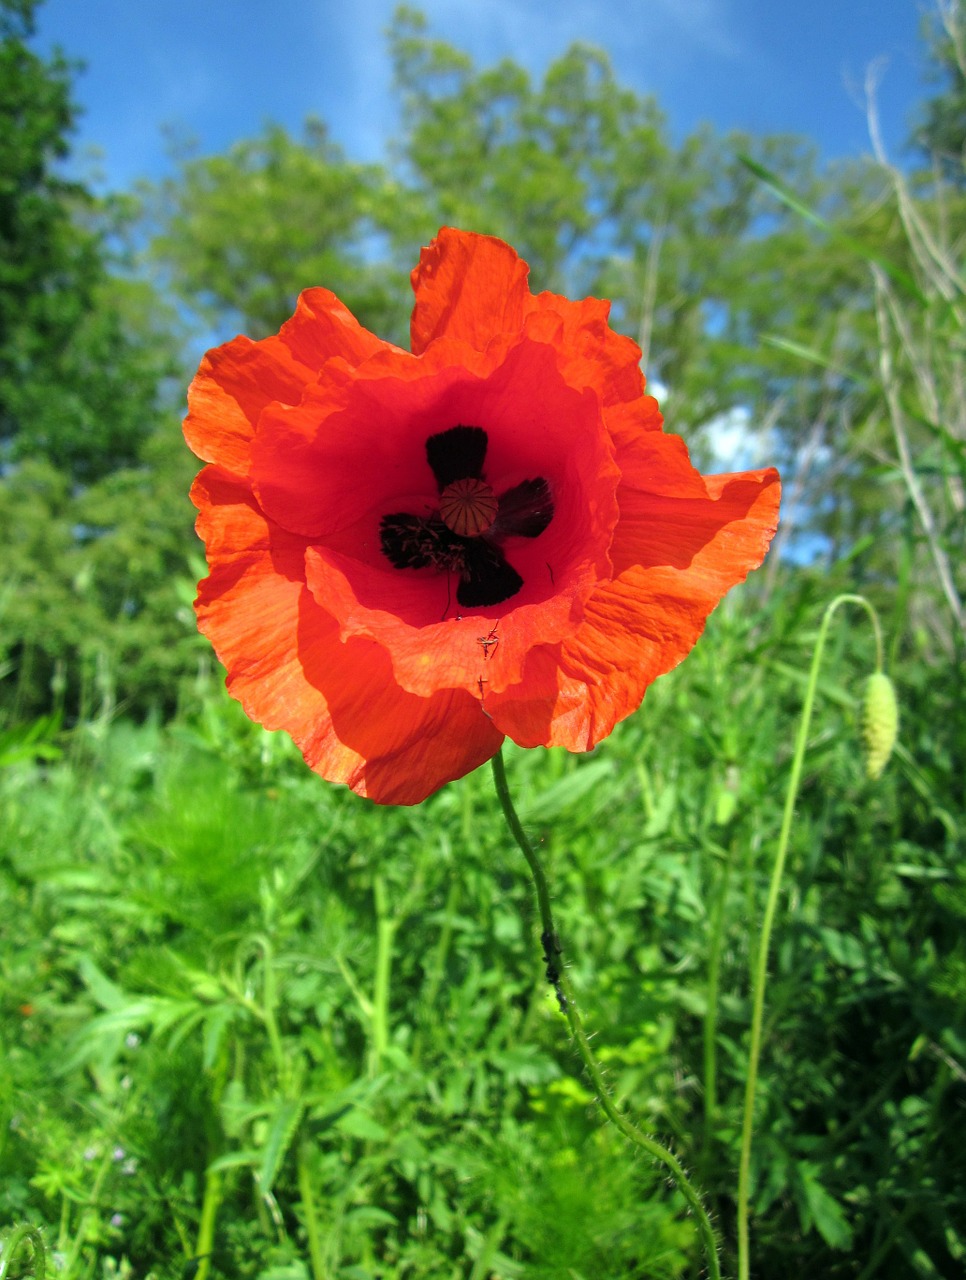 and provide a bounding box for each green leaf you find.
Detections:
[334,1109,389,1142]
[798,1162,854,1250]
[256,1097,304,1193]
[818,926,868,971]
[521,759,616,823]
[344,1206,398,1229]
[207,1149,262,1174]
[75,953,128,1011]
